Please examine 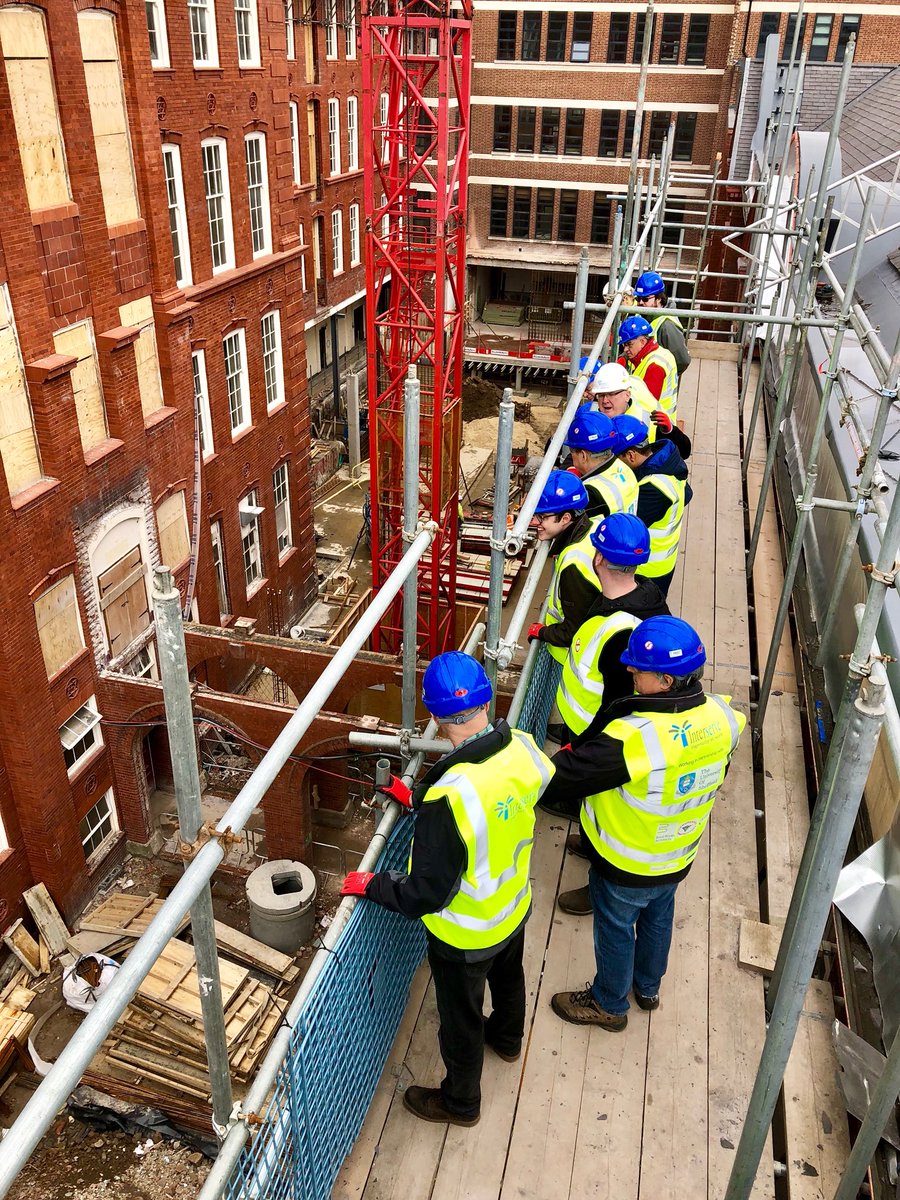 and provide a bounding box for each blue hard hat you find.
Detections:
[589,512,650,565]
[620,616,707,674]
[564,409,617,454]
[618,315,654,345]
[422,651,492,718]
[613,414,652,454]
[534,469,589,515]
[634,271,666,299]
[578,355,600,380]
